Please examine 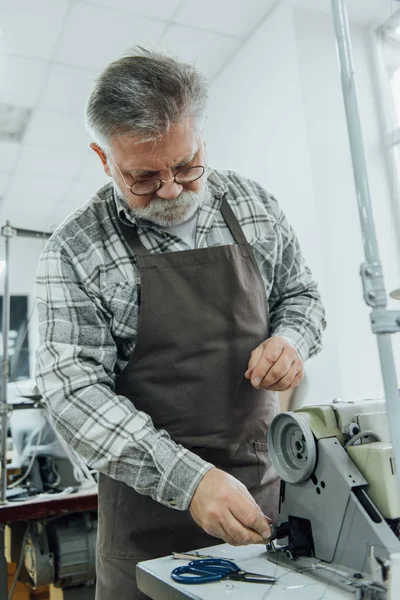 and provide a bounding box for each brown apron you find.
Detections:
[95,197,279,599]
